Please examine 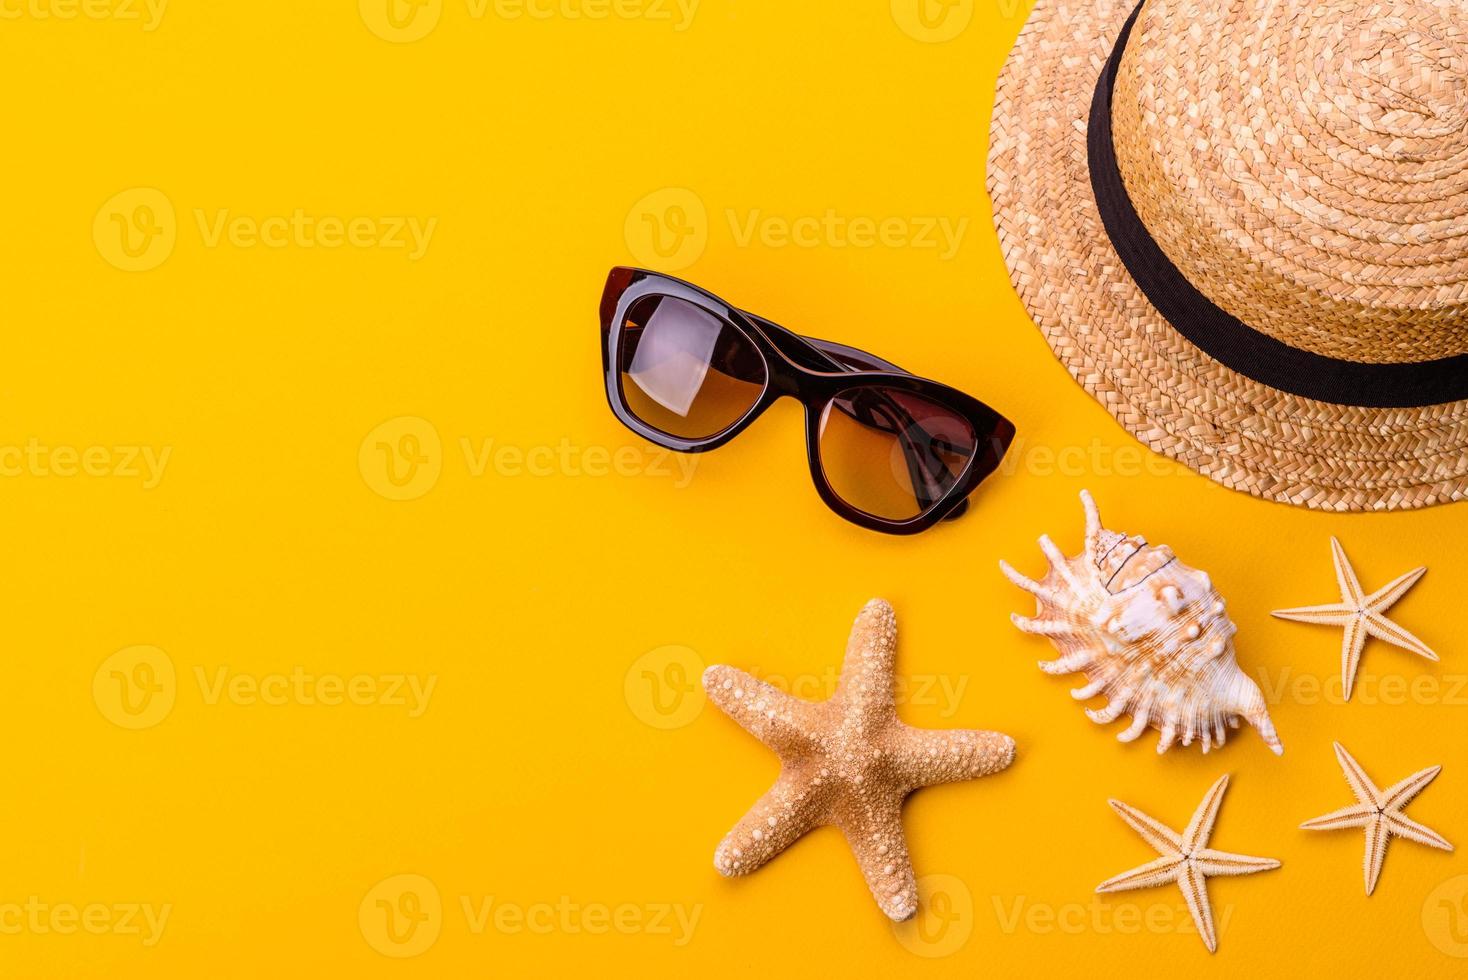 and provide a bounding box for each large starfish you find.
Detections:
[1300,742,1453,895]
[1096,775,1279,953]
[1272,537,1438,700]
[704,599,1015,921]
